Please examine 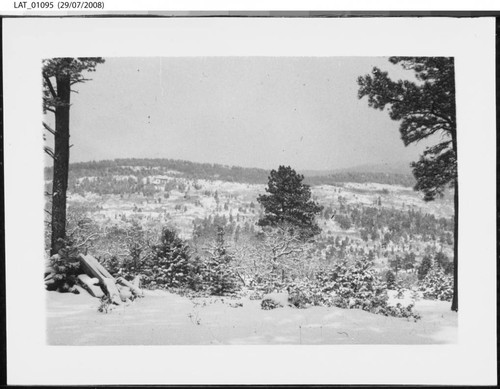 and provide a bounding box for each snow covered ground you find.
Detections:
[46,290,457,345]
